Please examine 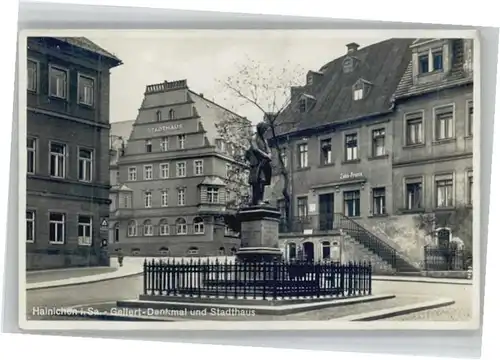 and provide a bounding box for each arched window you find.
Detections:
[436,228,452,249]
[176,218,187,235]
[322,241,331,259]
[143,219,153,236]
[159,247,169,256]
[187,246,199,255]
[230,247,237,255]
[288,242,297,259]
[169,109,175,120]
[218,247,225,255]
[193,217,205,234]
[159,219,169,236]
[156,110,162,122]
[114,223,120,243]
[127,220,137,237]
